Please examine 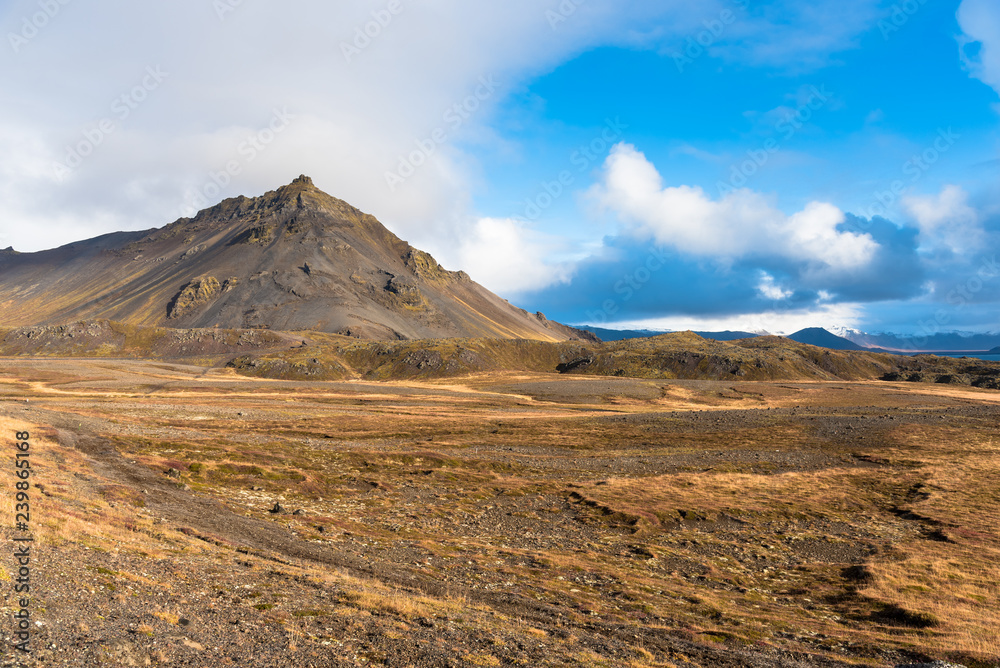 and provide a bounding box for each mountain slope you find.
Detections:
[0,176,593,342]
[787,327,865,351]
